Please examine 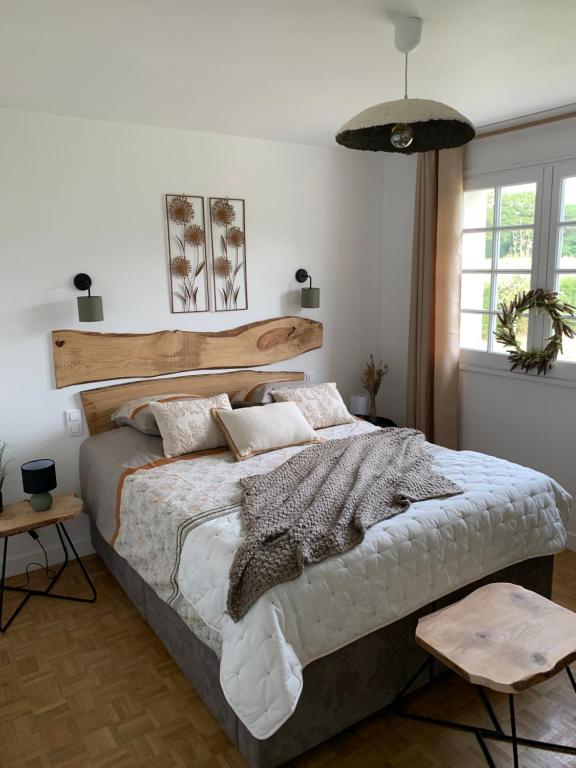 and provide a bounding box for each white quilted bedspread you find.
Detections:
[177,422,571,740]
